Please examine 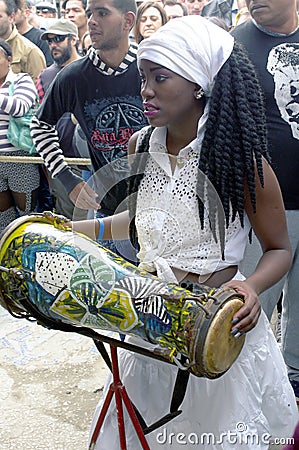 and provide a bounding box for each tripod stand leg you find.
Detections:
[89,344,150,450]
[119,385,150,449]
[89,385,114,450]
[115,384,127,449]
